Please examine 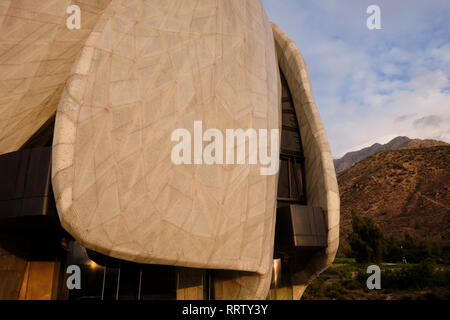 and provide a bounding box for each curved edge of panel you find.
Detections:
[271,22,340,299]
[51,2,122,263]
